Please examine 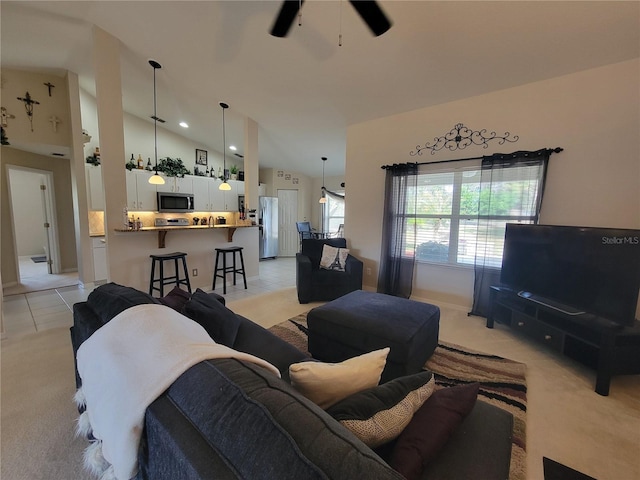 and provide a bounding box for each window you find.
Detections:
[323,192,345,234]
[409,162,543,267]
